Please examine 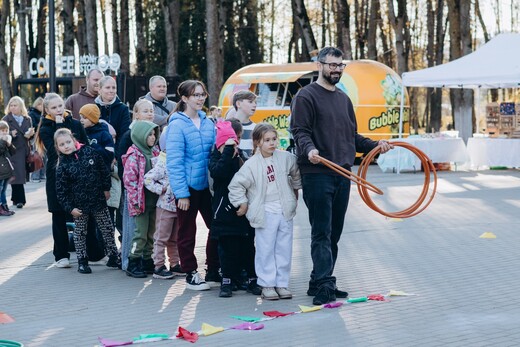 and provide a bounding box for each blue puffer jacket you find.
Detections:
[166,110,215,199]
